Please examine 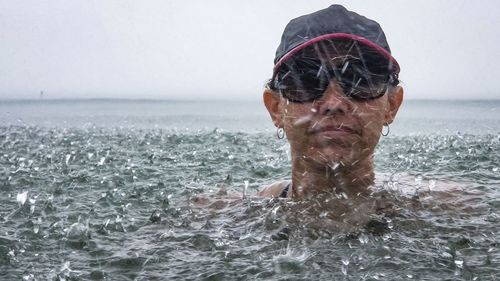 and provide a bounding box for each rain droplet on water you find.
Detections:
[22,273,35,280]
[29,199,36,214]
[429,180,436,191]
[60,261,72,273]
[358,233,368,244]
[98,157,105,166]
[104,218,110,228]
[242,180,249,198]
[271,206,281,218]
[415,175,423,186]
[66,222,89,242]
[17,191,28,206]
